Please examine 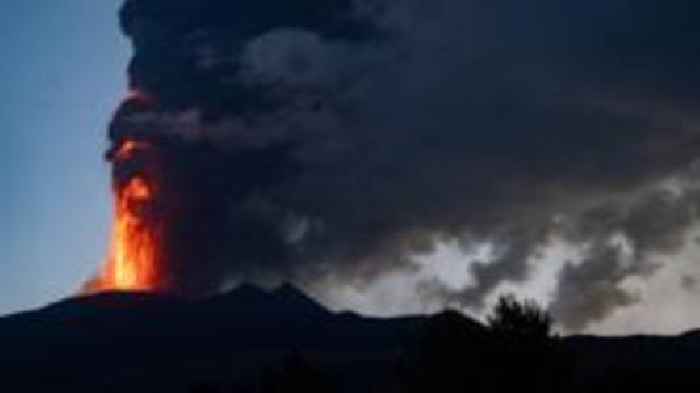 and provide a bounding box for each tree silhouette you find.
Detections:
[485,294,571,393]
[487,293,552,341]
